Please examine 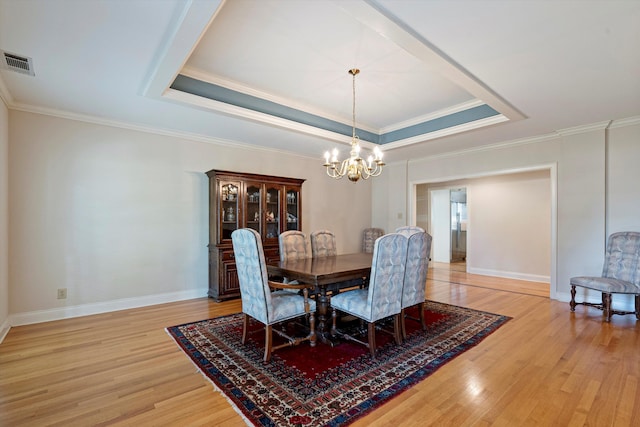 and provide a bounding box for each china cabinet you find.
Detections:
[206,169,304,301]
